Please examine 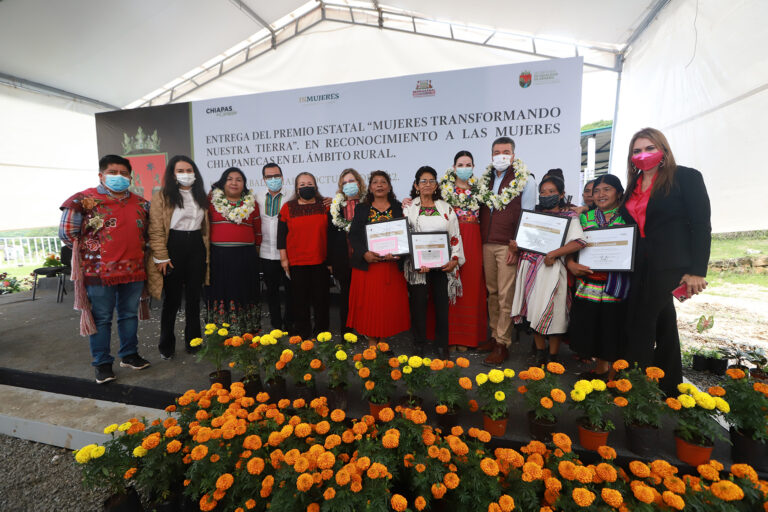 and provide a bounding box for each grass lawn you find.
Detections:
[709,237,768,261]
[706,271,768,289]
[0,264,37,280]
